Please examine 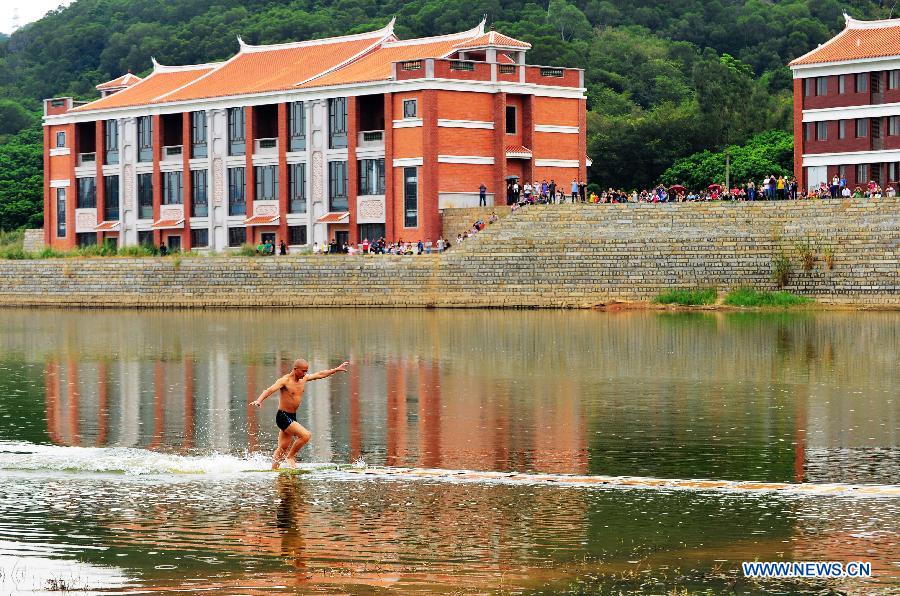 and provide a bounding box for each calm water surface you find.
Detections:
[0,309,897,593]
